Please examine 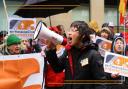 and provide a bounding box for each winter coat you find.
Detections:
[45,45,65,87]
[45,43,107,89]
[106,36,128,89]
